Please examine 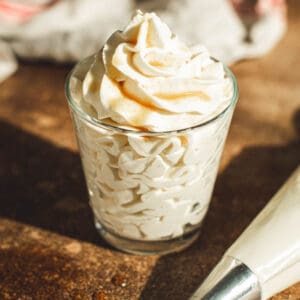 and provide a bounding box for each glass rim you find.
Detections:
[65,58,239,136]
